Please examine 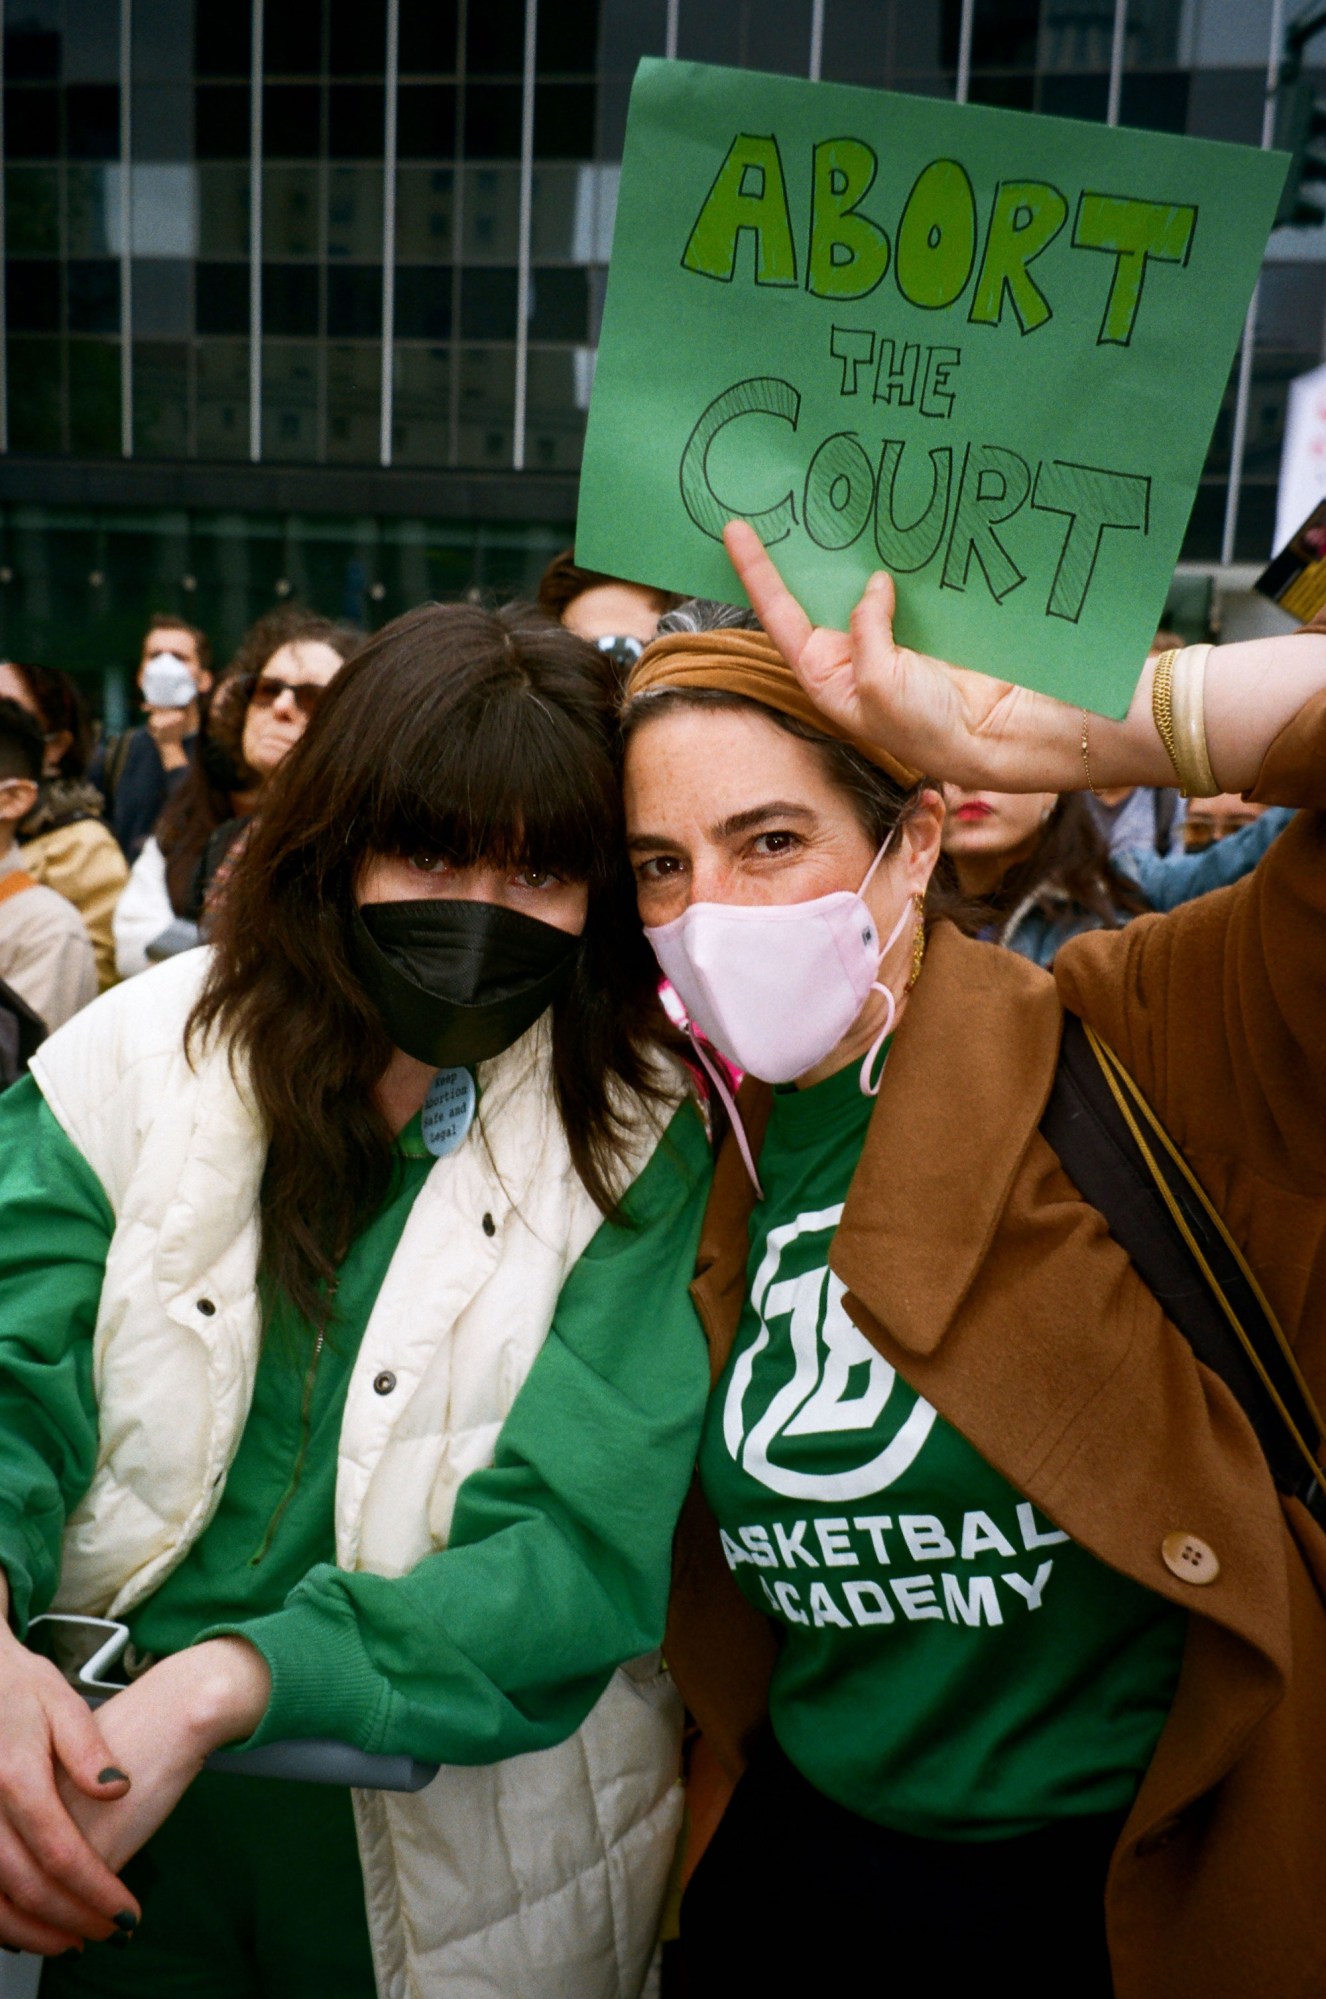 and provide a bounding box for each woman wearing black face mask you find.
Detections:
[0,603,713,1998]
